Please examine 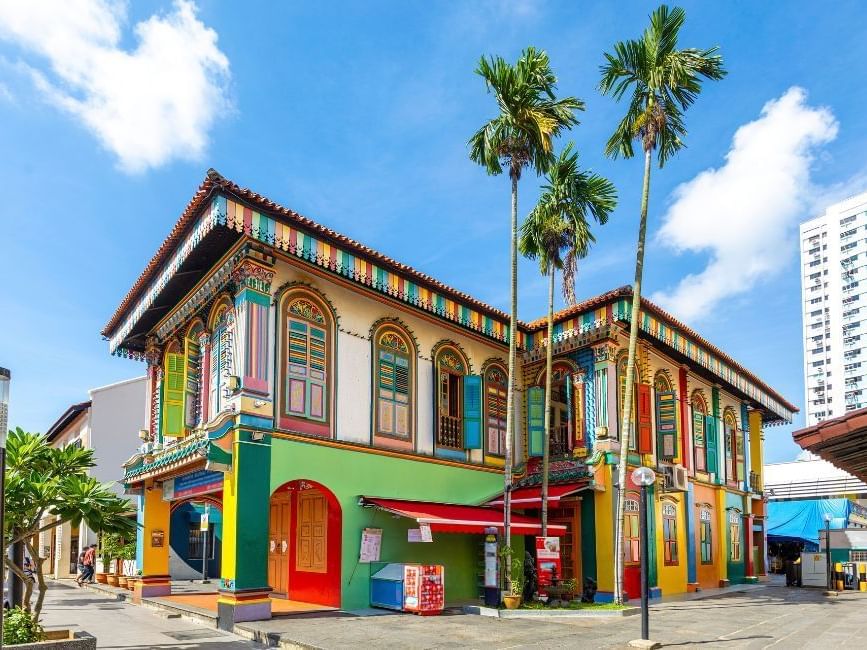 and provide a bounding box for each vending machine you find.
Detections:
[370,563,445,615]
